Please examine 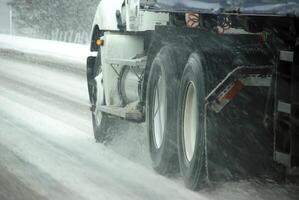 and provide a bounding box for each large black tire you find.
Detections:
[87,50,101,106]
[87,50,105,142]
[146,45,189,175]
[177,53,208,190]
